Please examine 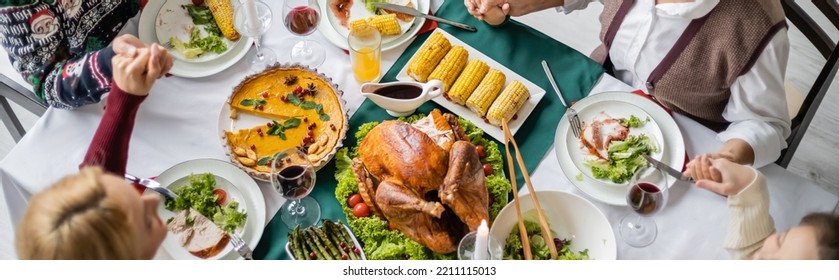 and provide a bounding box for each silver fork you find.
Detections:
[567,108,583,138]
[124,174,177,199]
[229,233,254,260]
[542,60,583,138]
